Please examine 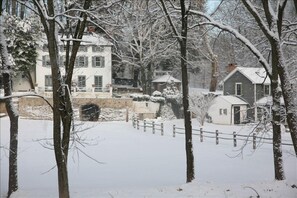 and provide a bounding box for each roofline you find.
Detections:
[222,67,268,85]
[220,96,248,105]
